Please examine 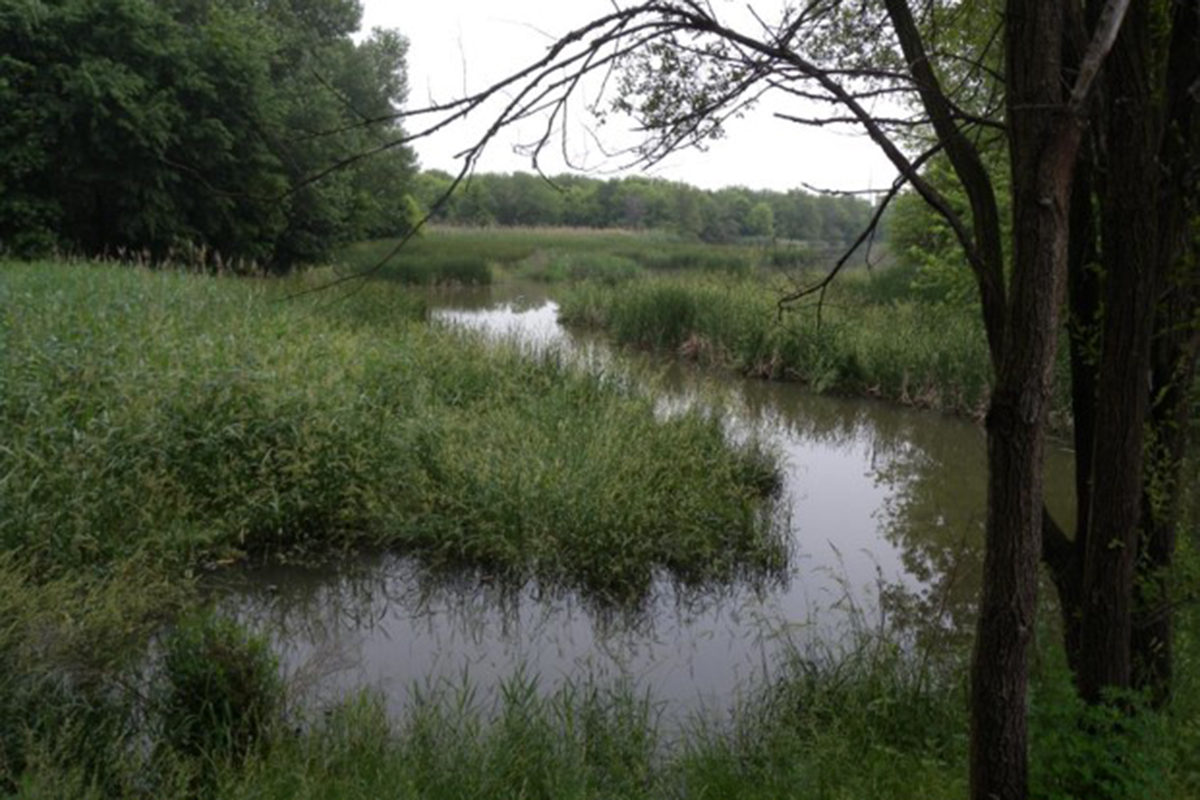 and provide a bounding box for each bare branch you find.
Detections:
[798,181,890,197]
[778,143,944,319]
